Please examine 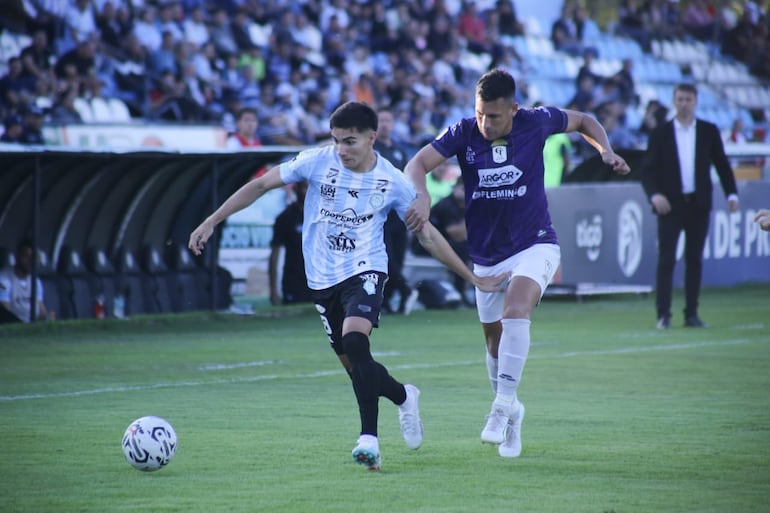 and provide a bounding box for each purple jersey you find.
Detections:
[431,106,567,266]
